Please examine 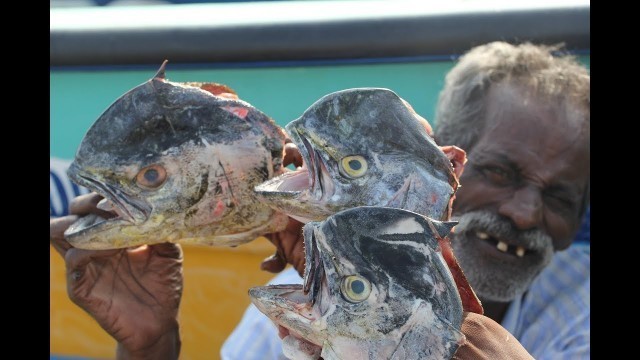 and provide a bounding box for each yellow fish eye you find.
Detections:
[341,275,371,303]
[339,155,368,178]
[136,164,167,189]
